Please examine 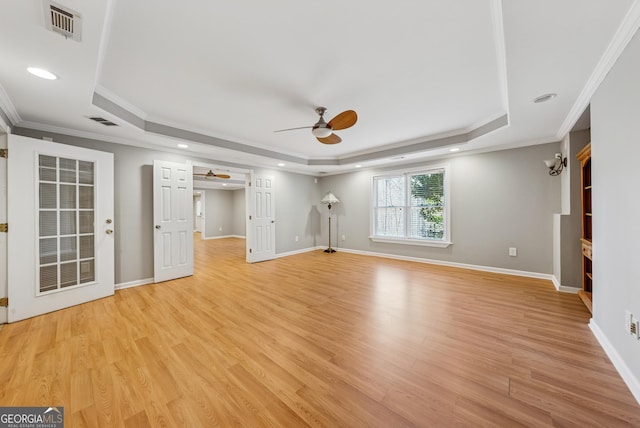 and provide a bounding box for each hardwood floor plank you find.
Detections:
[0,236,638,426]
